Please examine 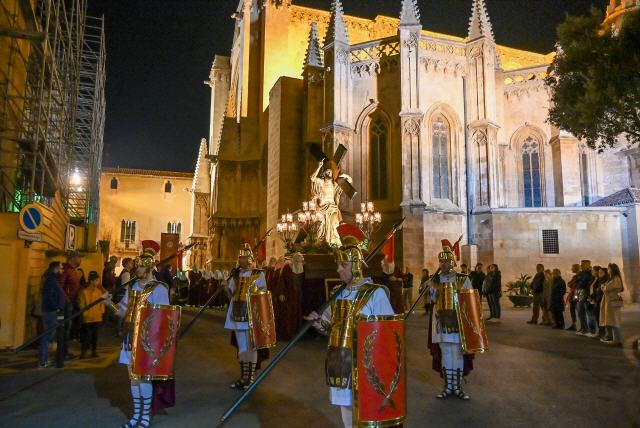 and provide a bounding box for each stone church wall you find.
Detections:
[478,208,628,298]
